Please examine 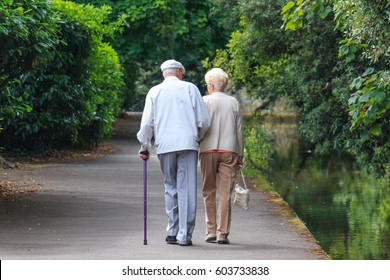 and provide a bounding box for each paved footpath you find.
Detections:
[0,117,329,260]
